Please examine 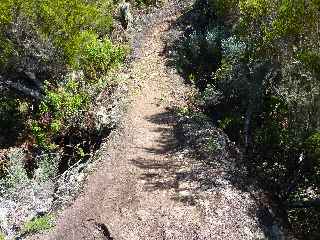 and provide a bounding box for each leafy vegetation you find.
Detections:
[0,0,127,202]
[1,0,319,238]
[22,214,55,235]
[134,0,159,7]
[0,1,130,237]
[173,0,320,238]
